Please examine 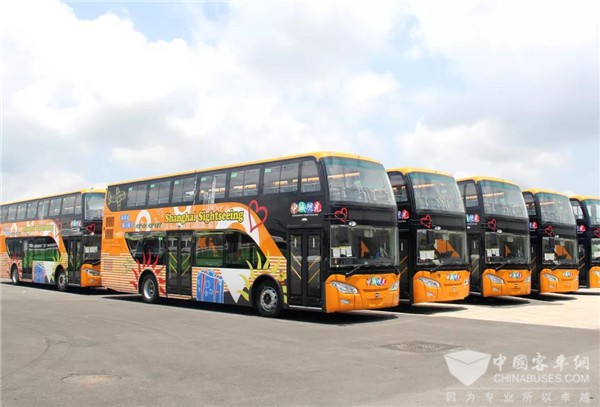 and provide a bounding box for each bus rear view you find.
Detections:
[523,189,579,293]
[570,196,600,288]
[388,168,469,304]
[458,177,531,297]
